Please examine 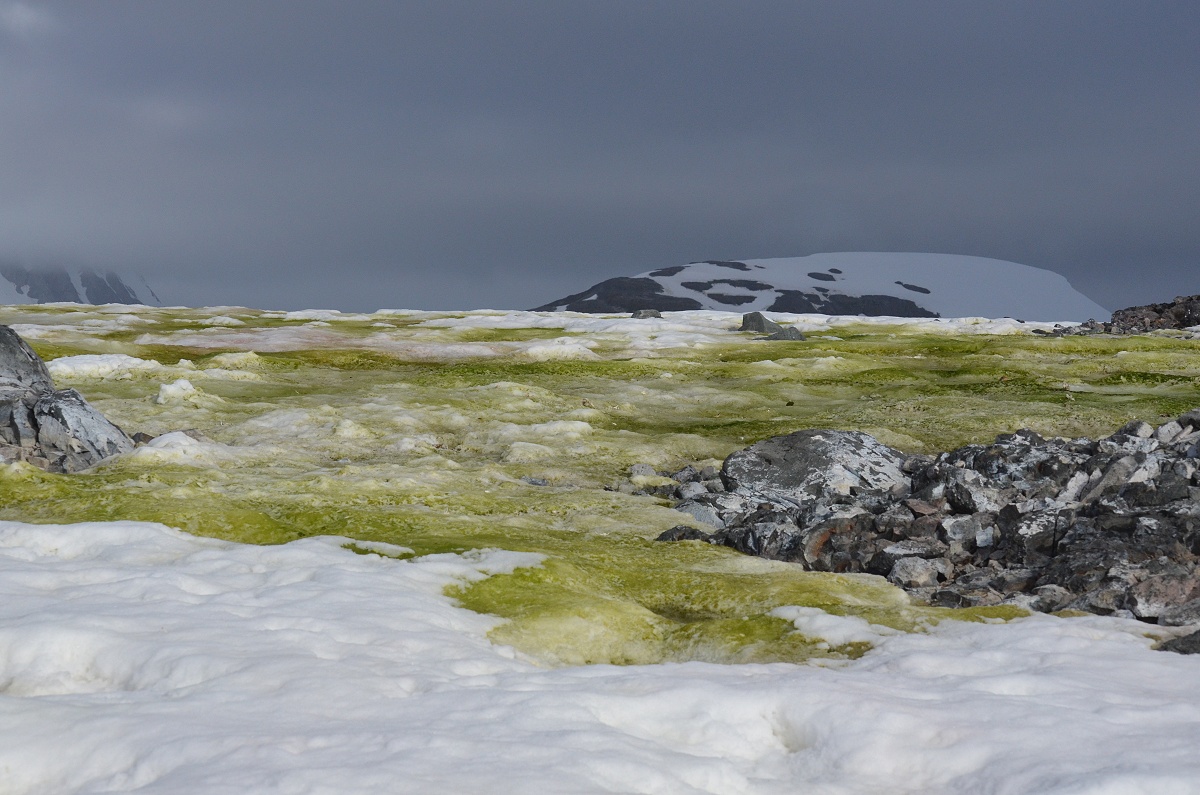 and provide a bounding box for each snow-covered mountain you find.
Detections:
[0,264,159,306]
[535,253,1109,322]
